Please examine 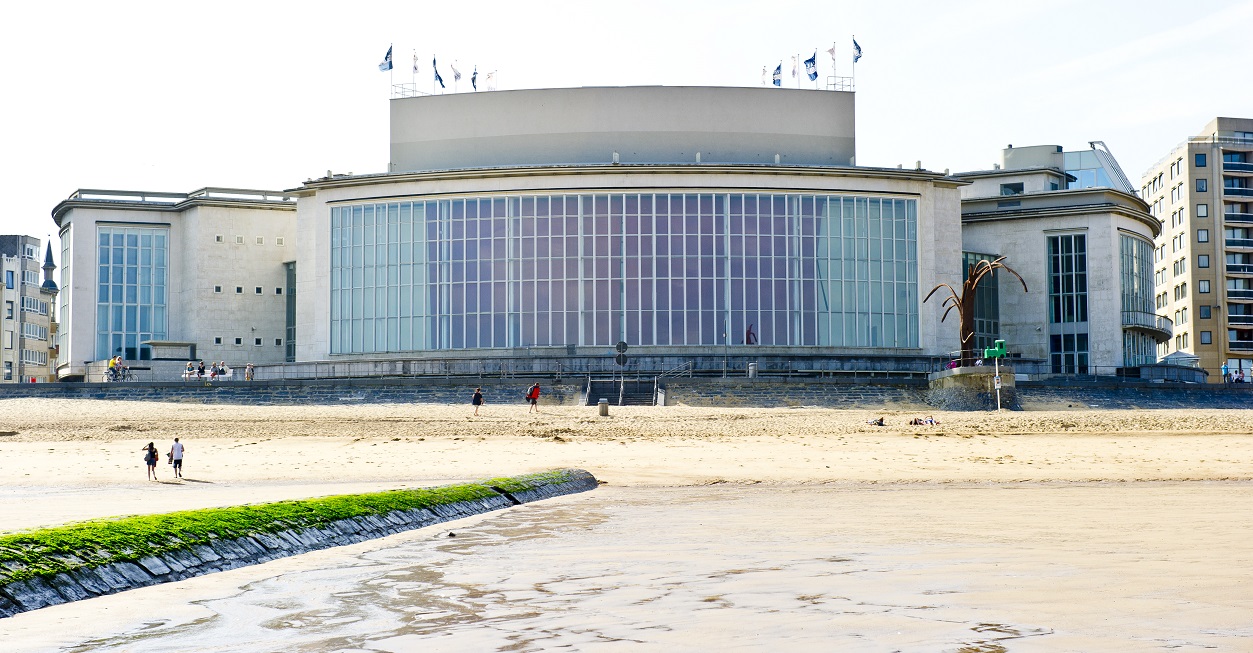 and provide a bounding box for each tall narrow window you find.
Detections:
[1049,233,1089,373]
